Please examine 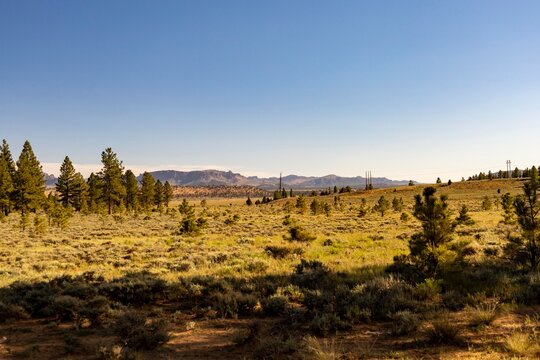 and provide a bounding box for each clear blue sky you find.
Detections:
[1,1,539,182]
